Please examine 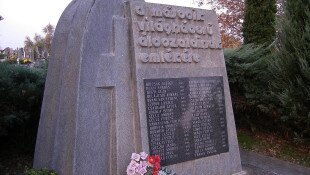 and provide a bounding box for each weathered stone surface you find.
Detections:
[34,0,137,174]
[34,0,244,174]
[129,1,244,175]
